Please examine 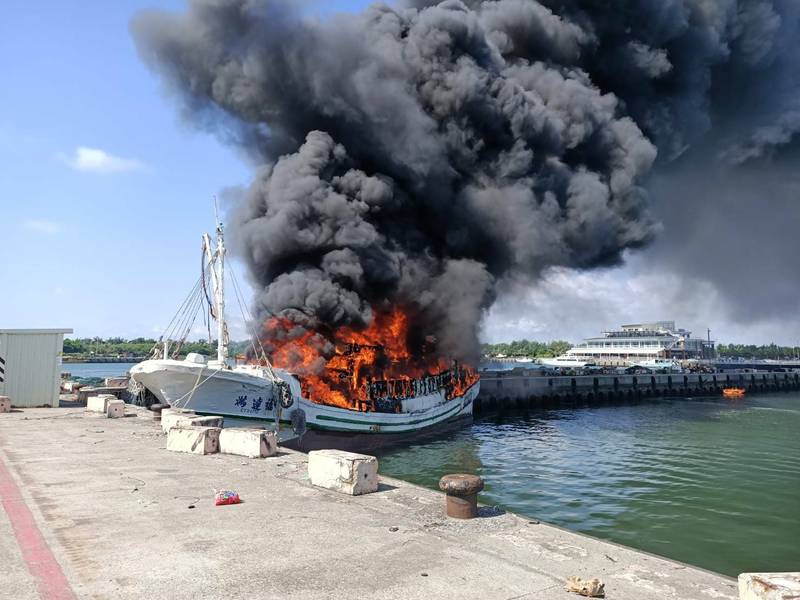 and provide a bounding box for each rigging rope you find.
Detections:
[149,275,204,358]
[228,261,279,381]
[171,365,225,409]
